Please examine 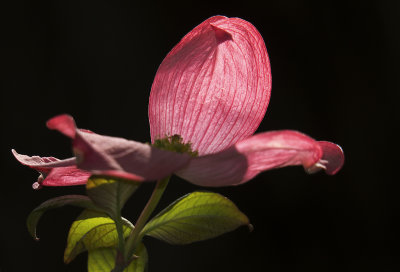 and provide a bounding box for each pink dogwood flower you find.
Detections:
[13,16,344,188]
